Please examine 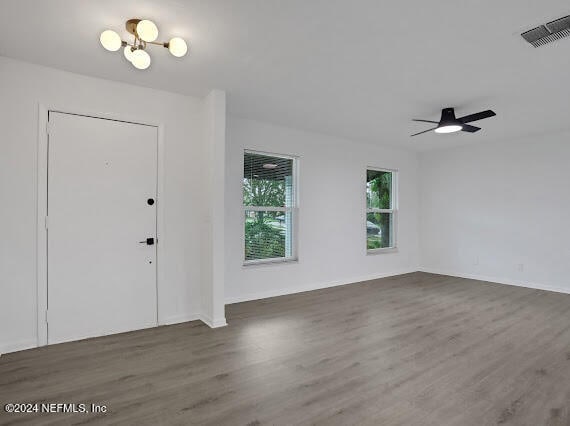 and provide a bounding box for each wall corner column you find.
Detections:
[202,89,227,328]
